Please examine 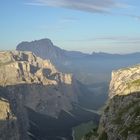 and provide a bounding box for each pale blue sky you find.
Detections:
[0,0,140,53]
